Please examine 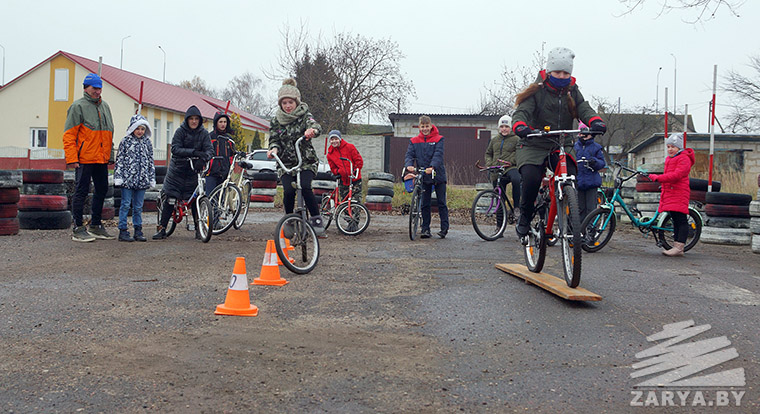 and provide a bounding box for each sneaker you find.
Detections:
[88,224,115,240]
[420,229,431,238]
[118,229,134,242]
[72,226,96,242]
[152,227,167,240]
[437,231,447,239]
